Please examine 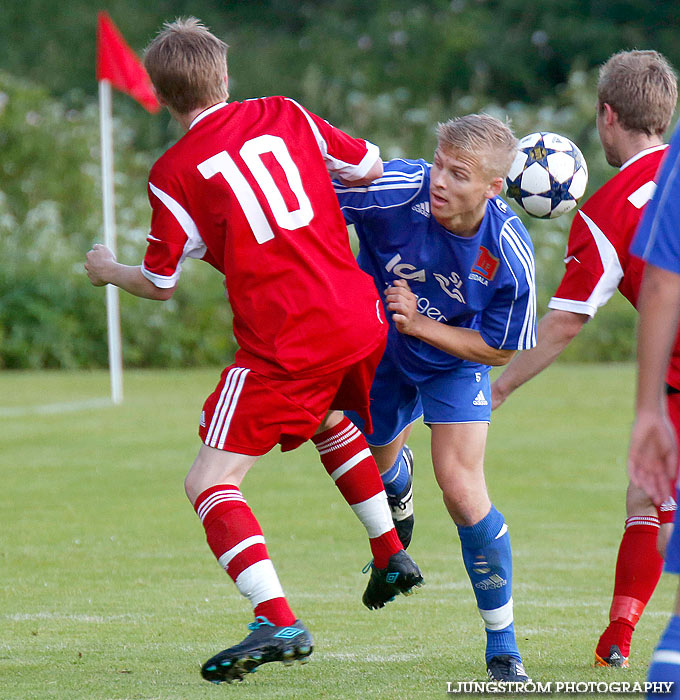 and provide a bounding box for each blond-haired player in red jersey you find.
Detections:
[491,50,678,668]
[85,17,422,684]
